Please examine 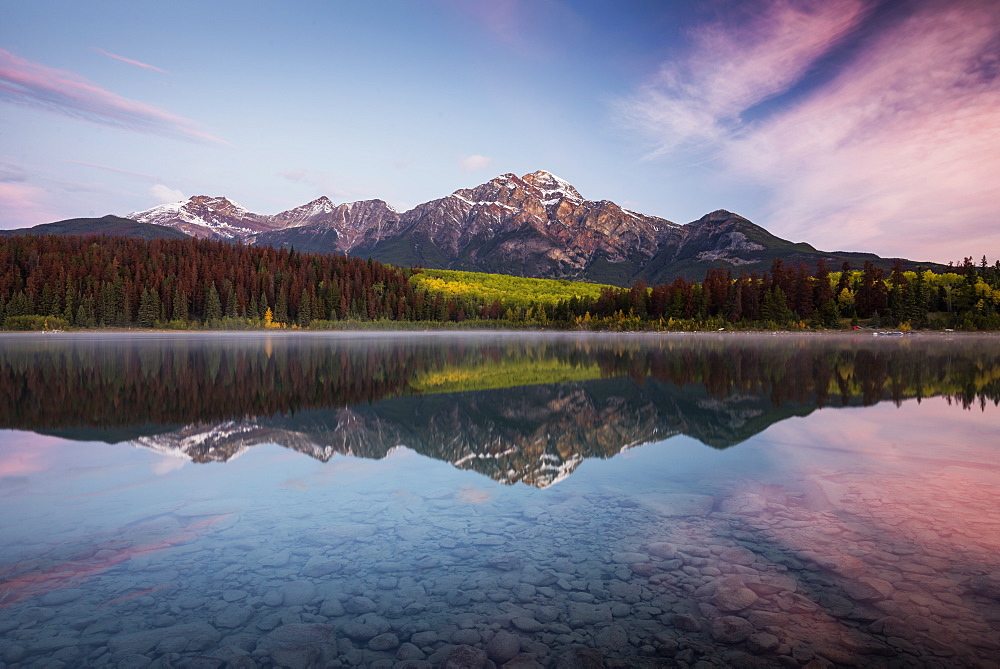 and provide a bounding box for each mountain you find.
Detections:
[0,215,190,241]
[126,196,273,238]
[127,171,945,284]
